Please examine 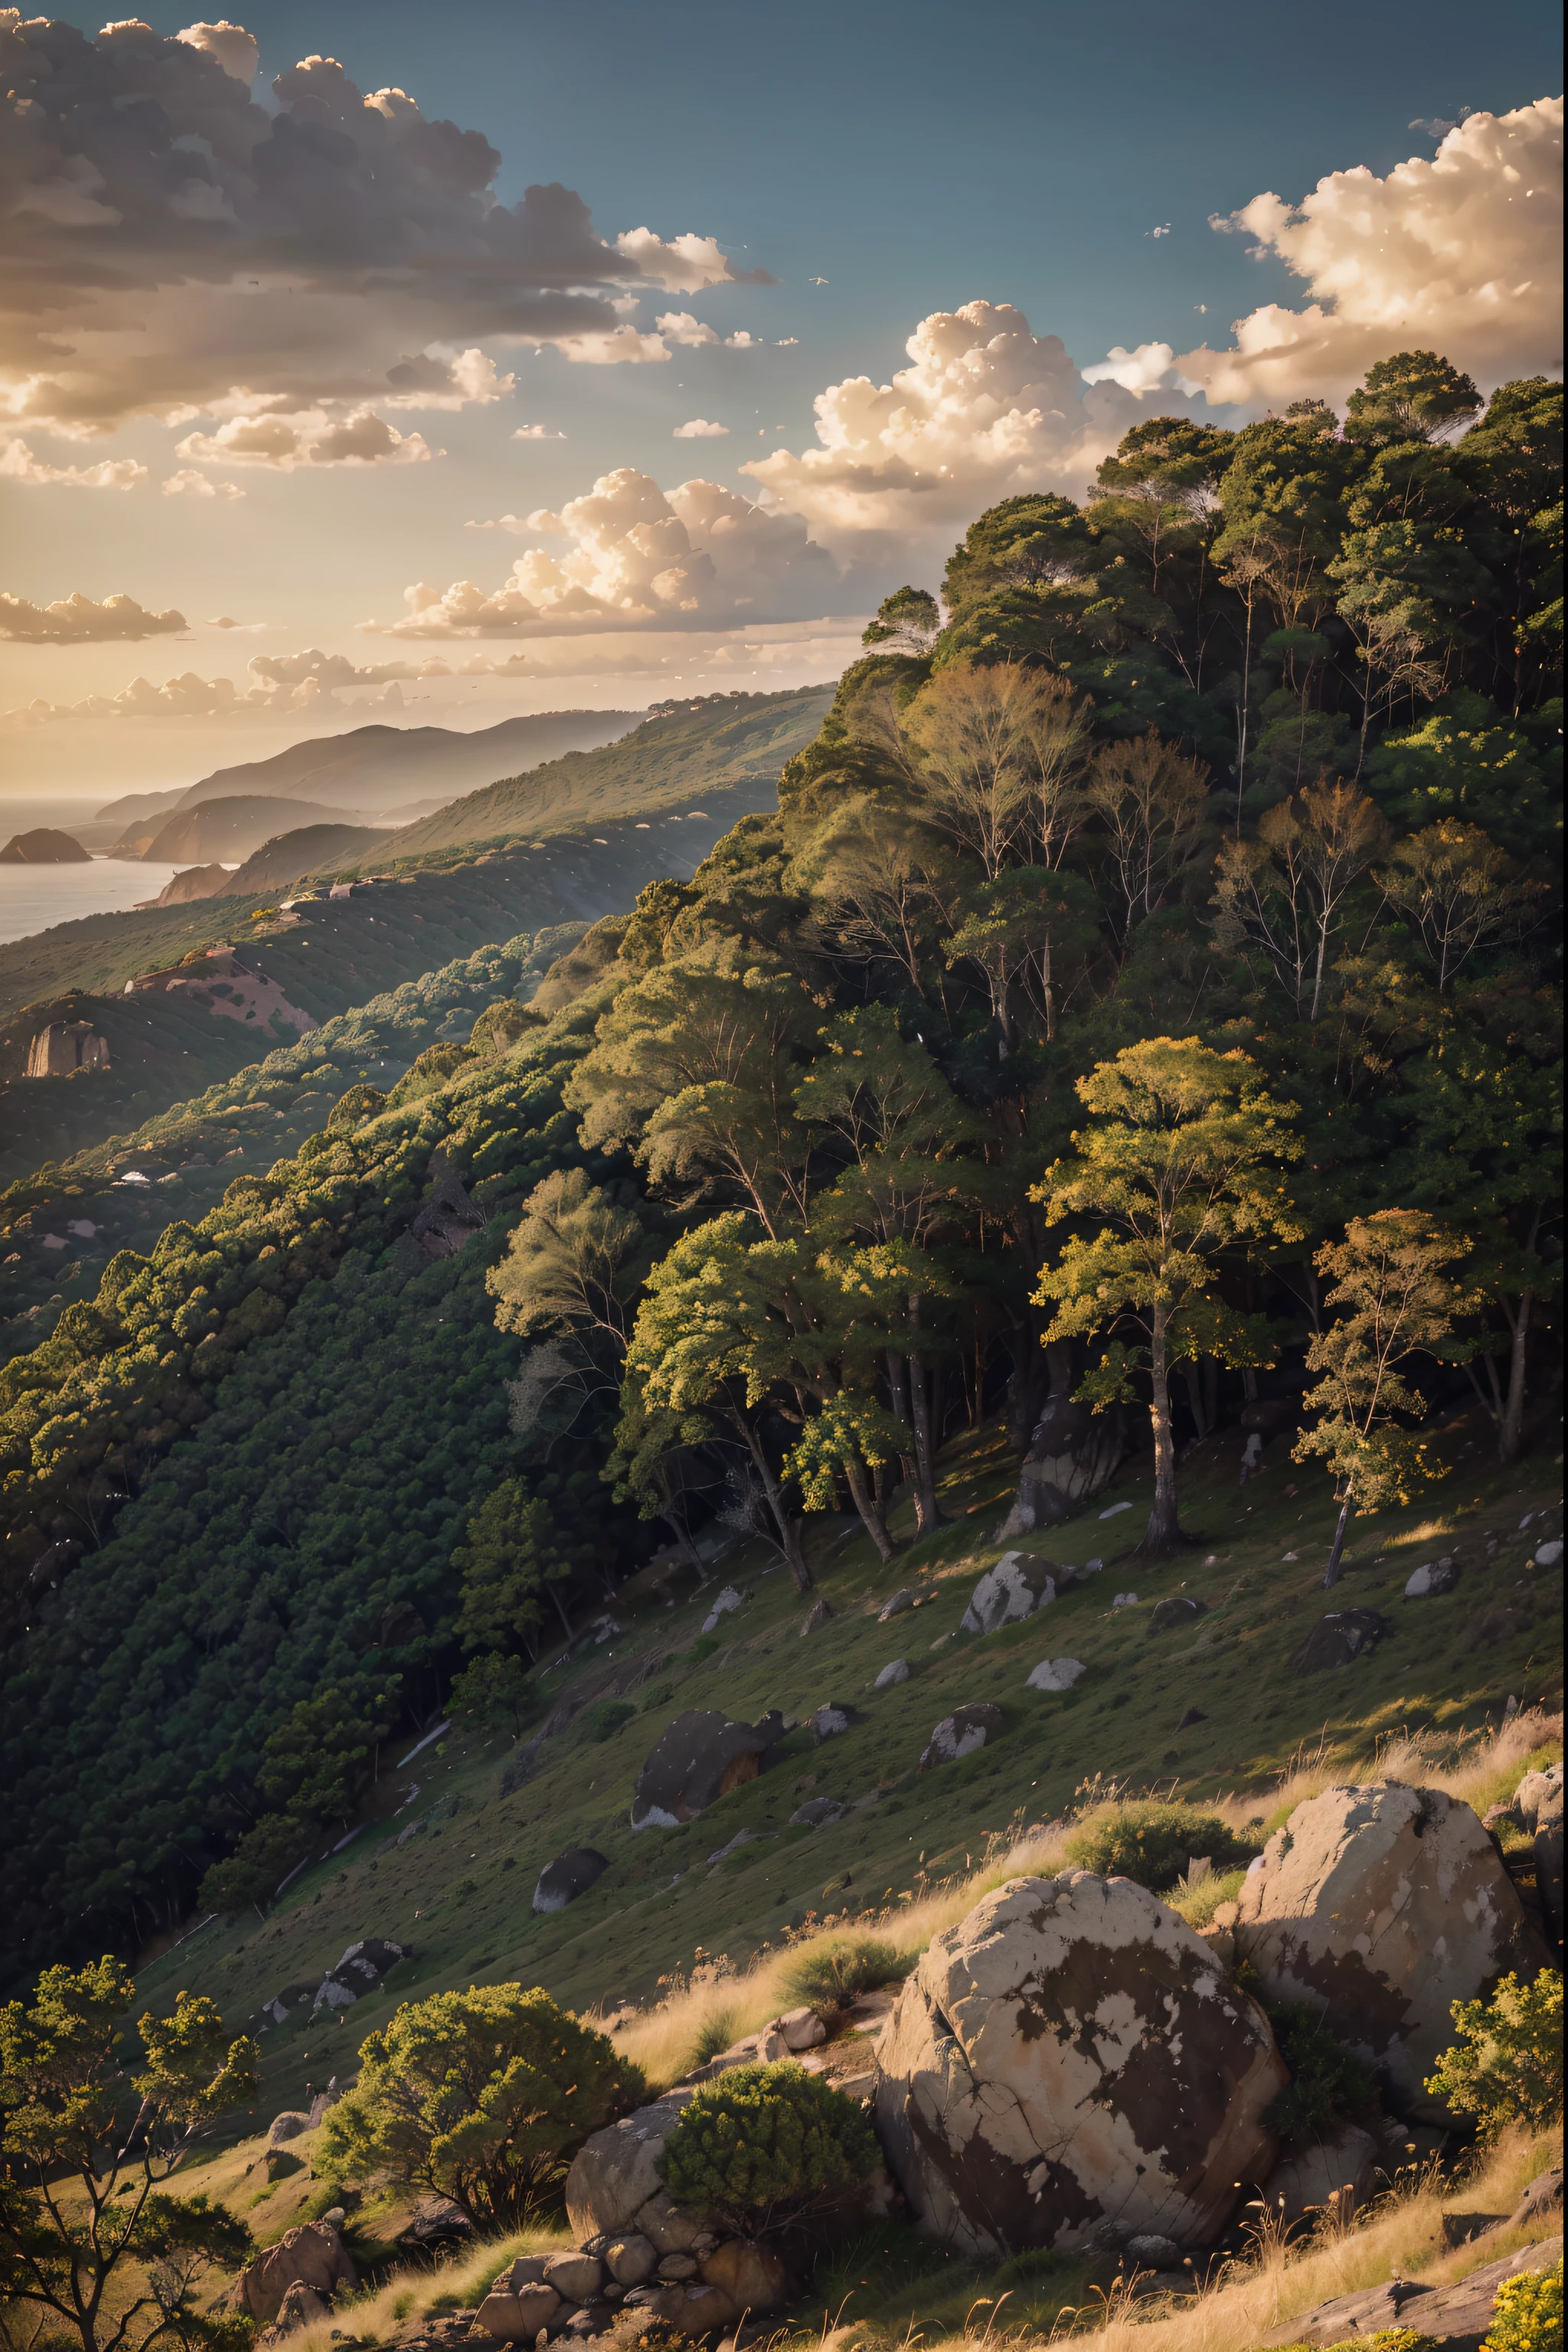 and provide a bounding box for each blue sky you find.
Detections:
[2,0,1561,795]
